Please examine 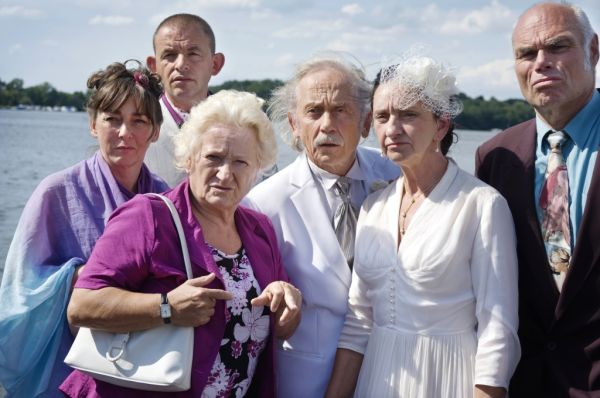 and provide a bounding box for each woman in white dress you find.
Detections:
[326,56,521,398]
